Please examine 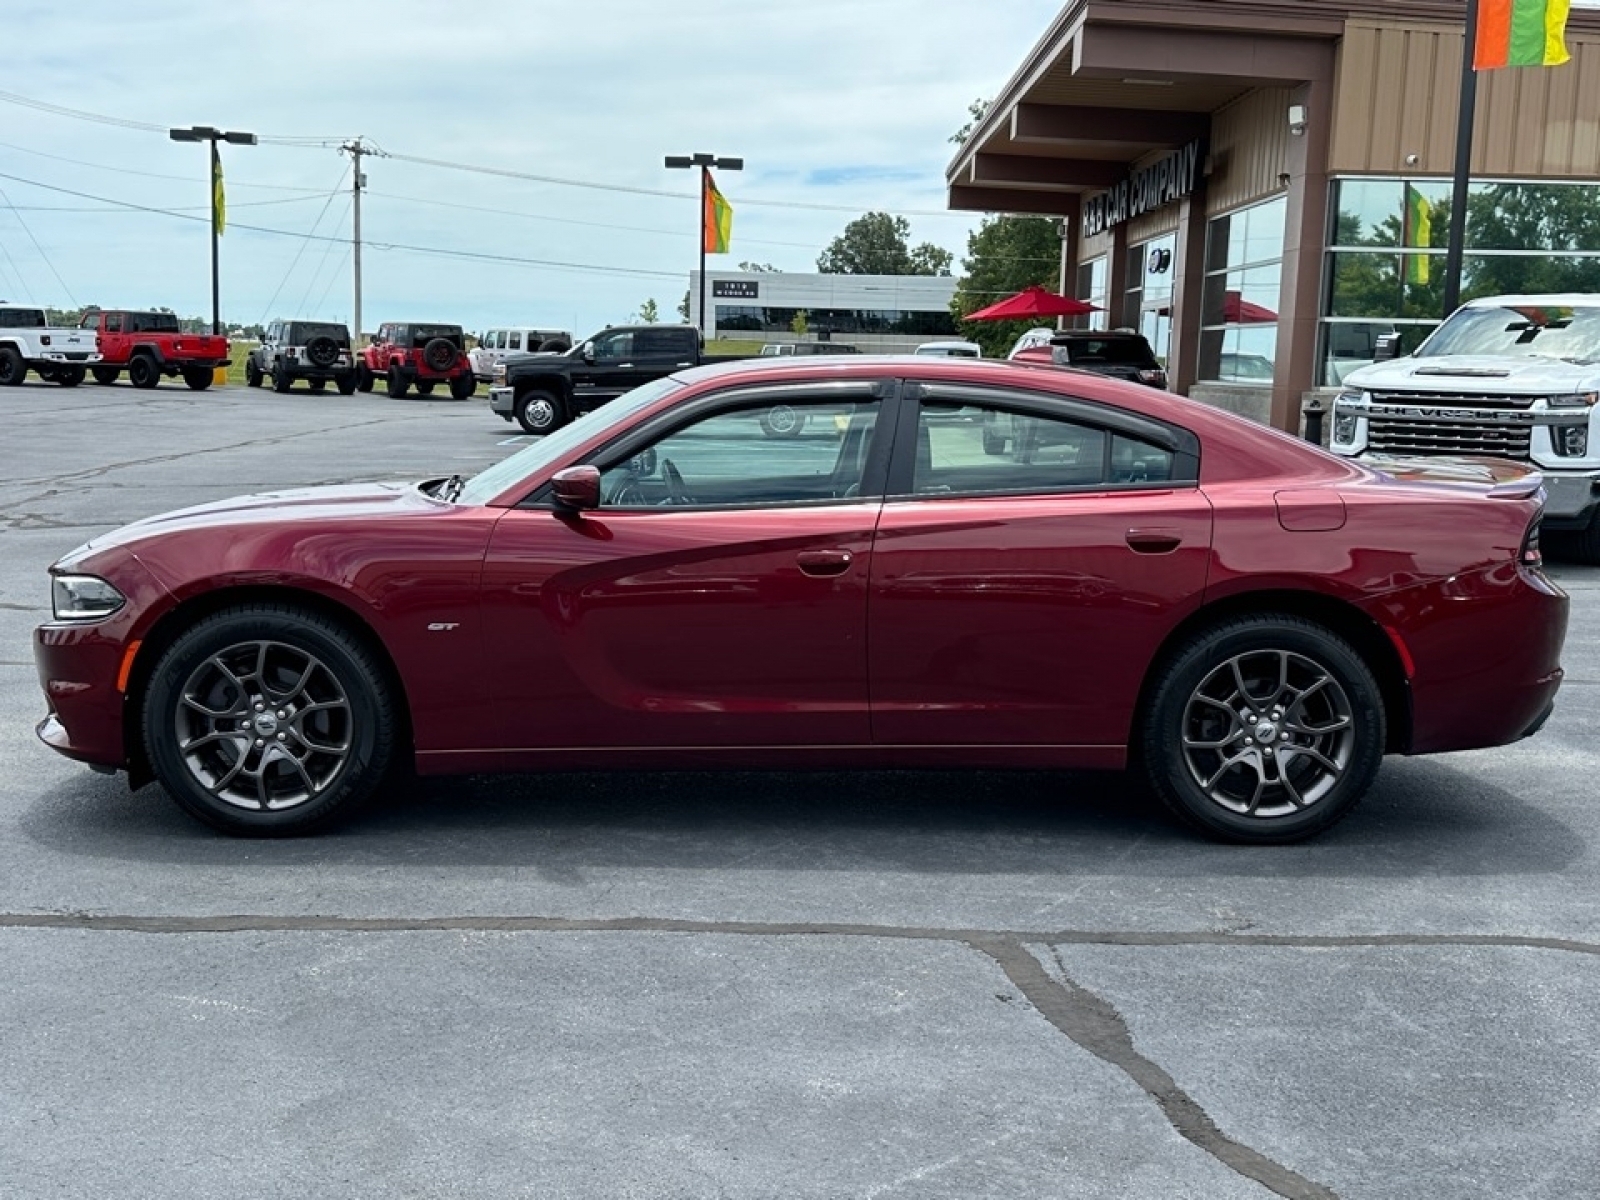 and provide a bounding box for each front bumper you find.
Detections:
[489,386,515,418]
[1538,472,1600,529]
